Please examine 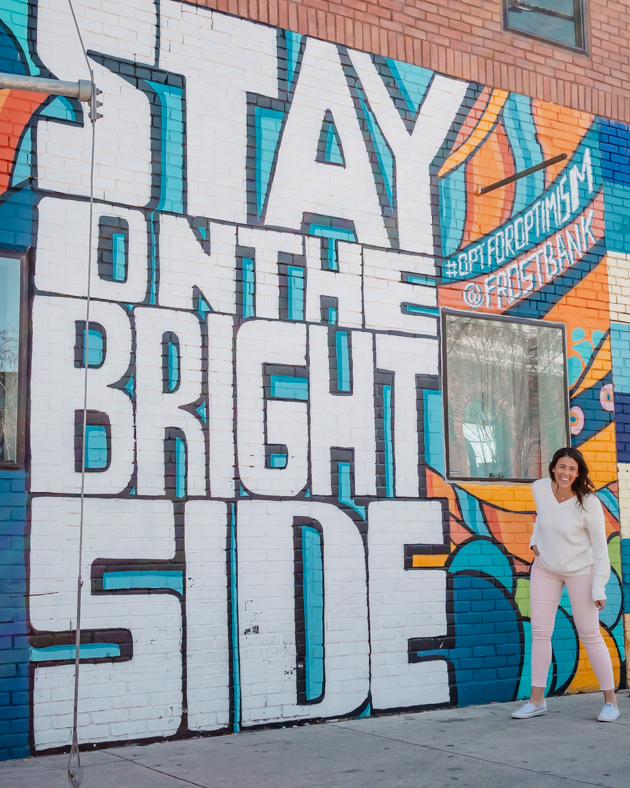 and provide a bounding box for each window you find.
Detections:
[443,312,568,481]
[0,253,26,467]
[504,0,586,52]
